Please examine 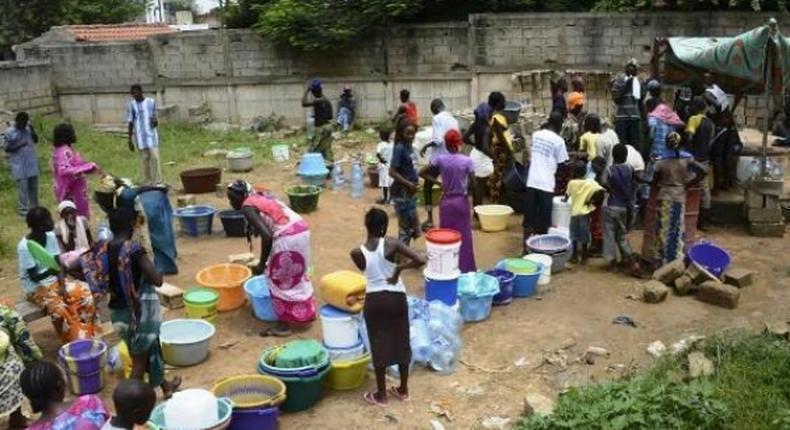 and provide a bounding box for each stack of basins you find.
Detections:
[423,229,462,307]
[503,258,543,298]
[257,340,331,413]
[297,153,329,188]
[317,270,370,391]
